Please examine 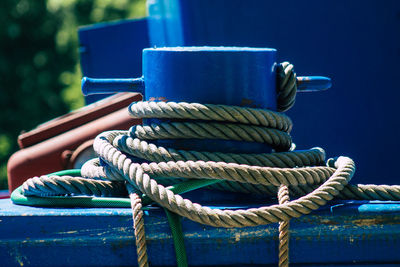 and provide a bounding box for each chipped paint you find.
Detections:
[351,217,400,227]
[318,219,340,225]
[234,233,240,242]
[9,247,29,267]
[3,199,400,265]
[55,230,78,235]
